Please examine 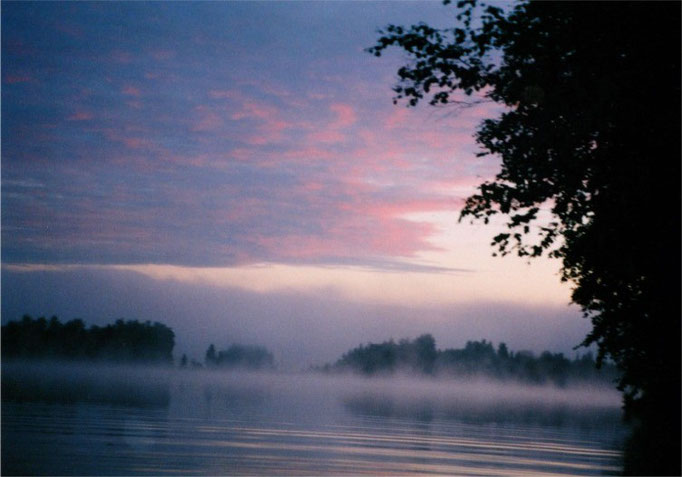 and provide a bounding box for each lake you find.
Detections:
[2,362,627,475]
